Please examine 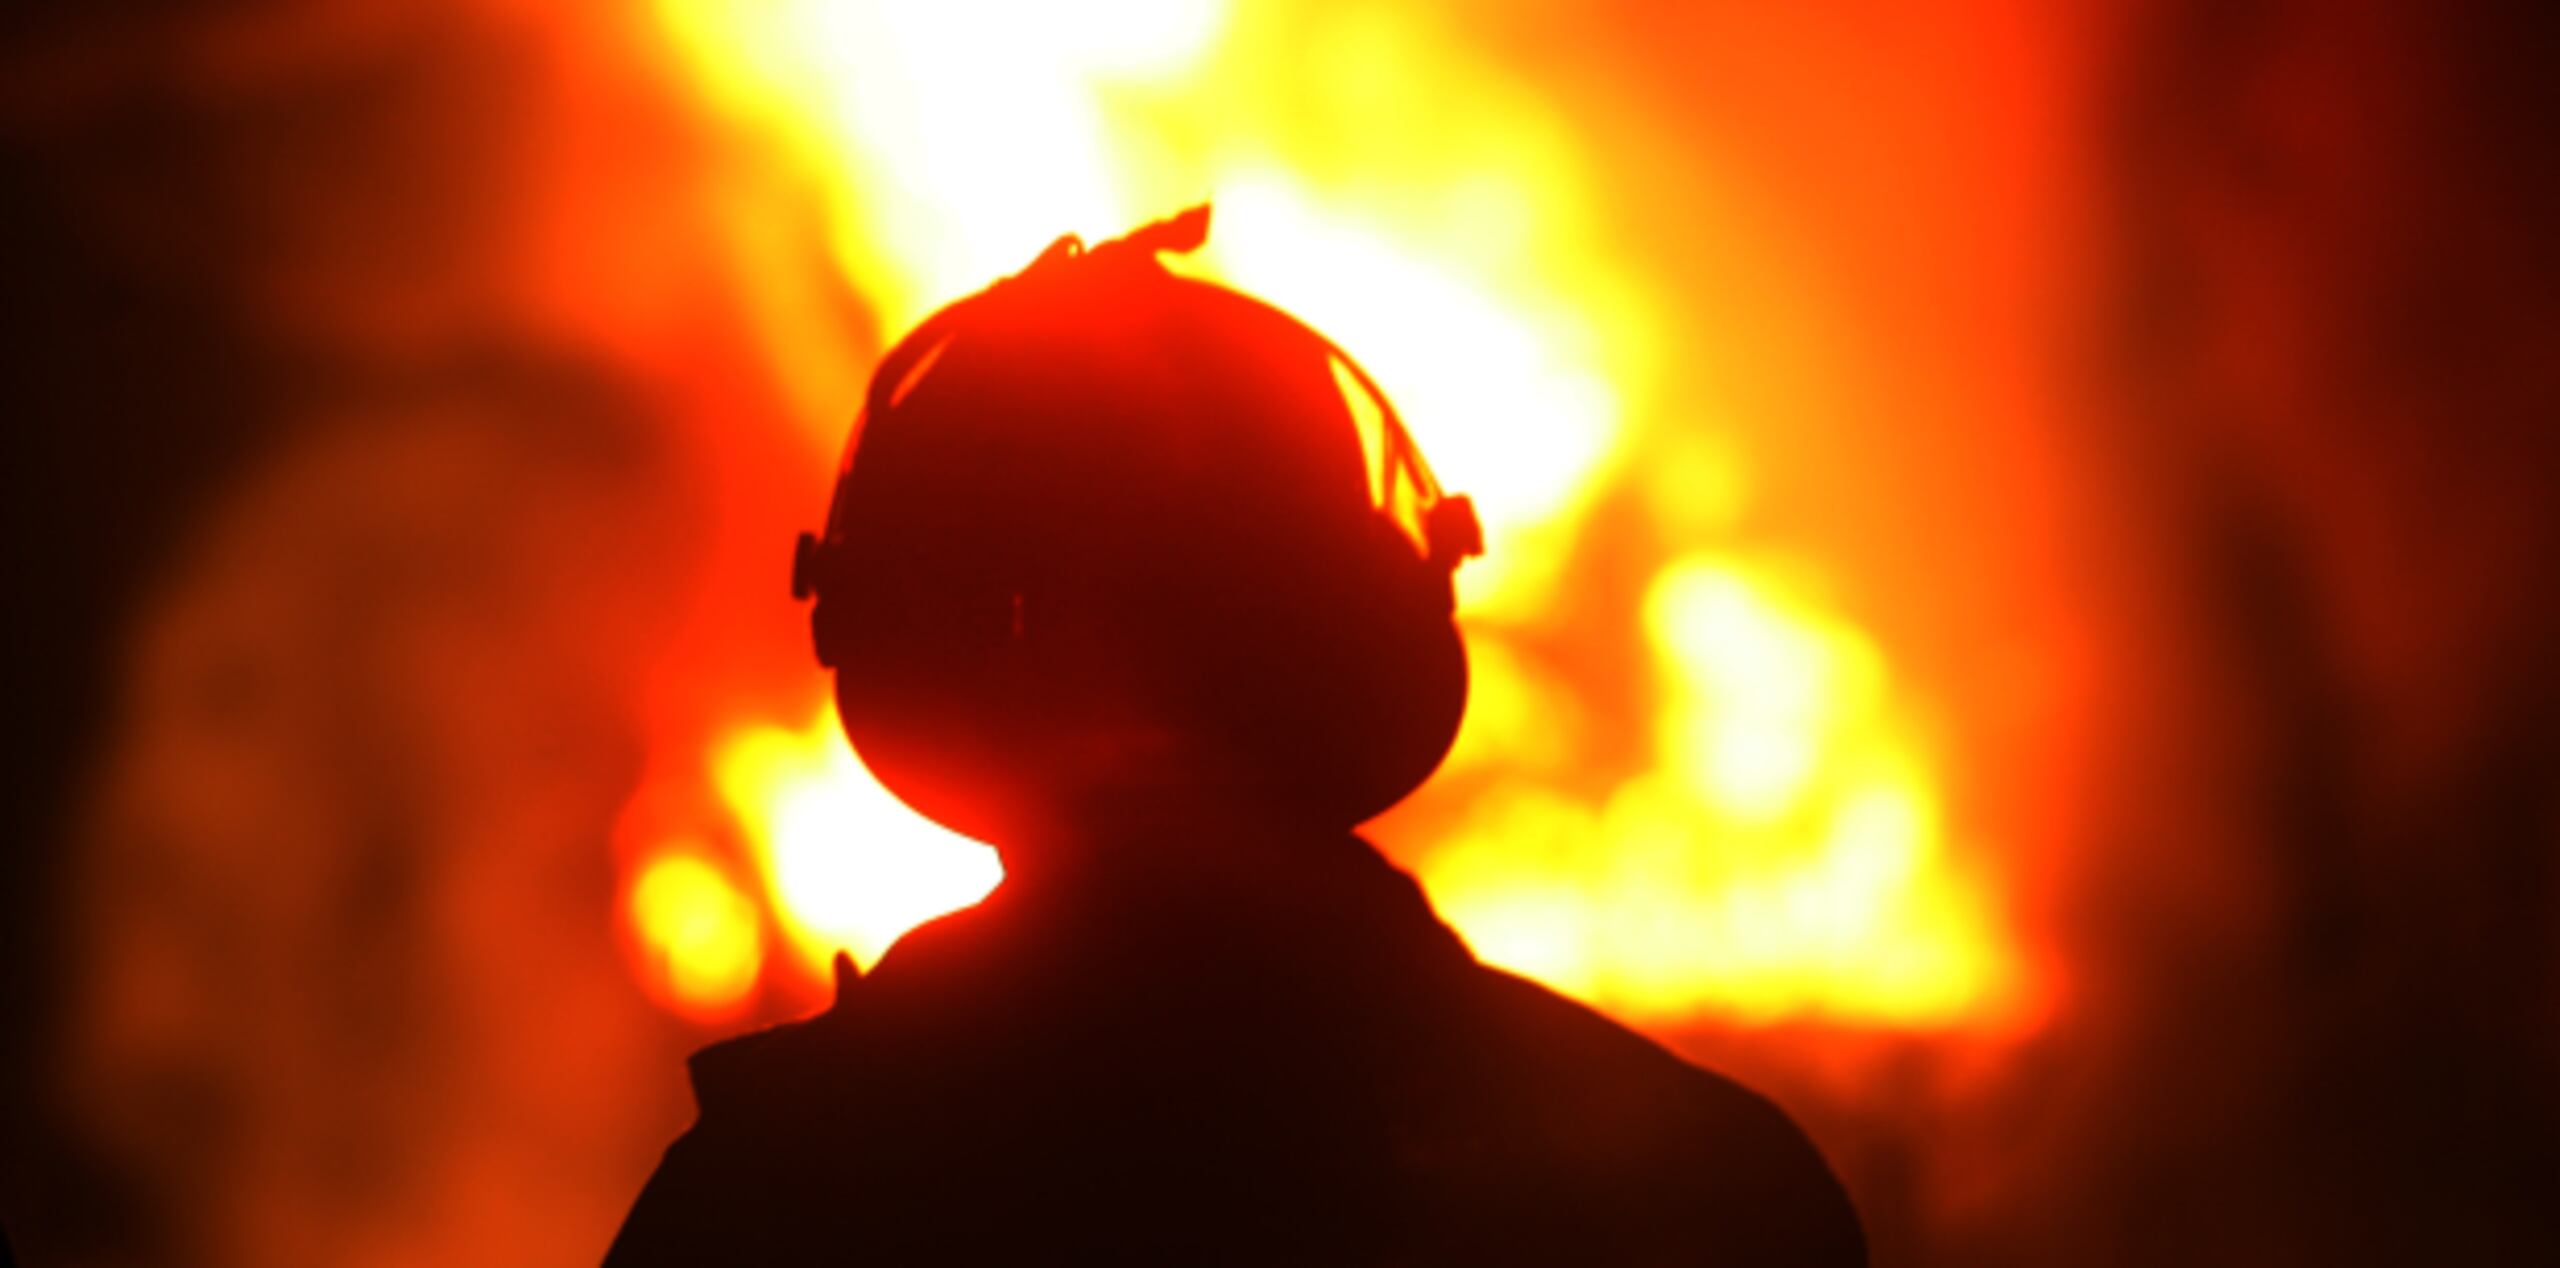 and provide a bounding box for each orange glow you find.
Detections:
[628,0,2031,1030]
[625,851,765,1020]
